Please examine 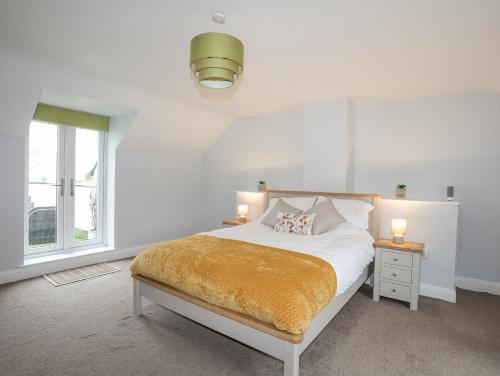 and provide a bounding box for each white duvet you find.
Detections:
[202,221,375,295]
